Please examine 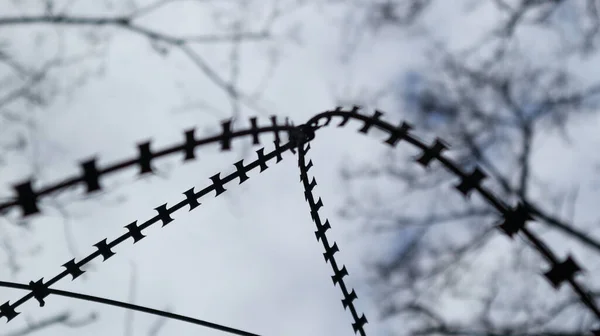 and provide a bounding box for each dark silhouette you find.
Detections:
[0,106,597,335]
